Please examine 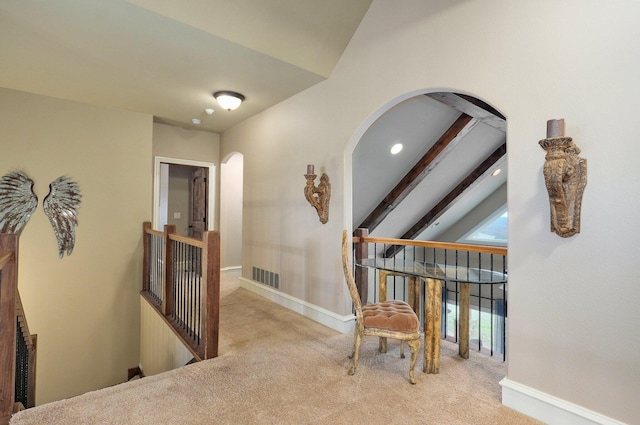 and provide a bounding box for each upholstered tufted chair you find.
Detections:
[342,230,421,384]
